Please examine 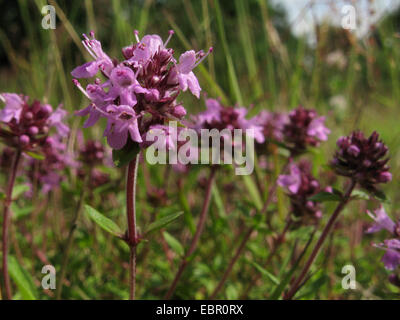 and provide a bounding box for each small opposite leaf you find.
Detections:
[112,140,140,168]
[25,151,45,160]
[84,205,123,237]
[145,211,183,234]
[163,231,184,256]
[309,191,342,202]
[373,189,389,203]
[351,190,370,201]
